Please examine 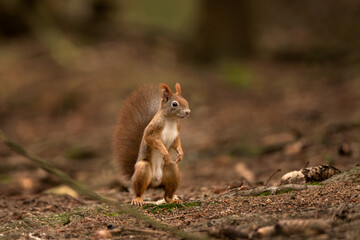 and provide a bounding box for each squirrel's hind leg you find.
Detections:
[131,160,152,206]
[162,162,182,204]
